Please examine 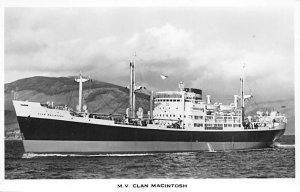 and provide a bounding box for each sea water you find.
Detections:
[5,135,295,179]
